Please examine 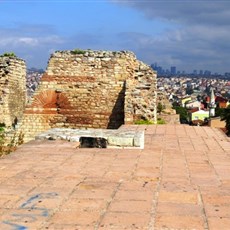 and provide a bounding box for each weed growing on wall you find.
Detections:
[70,49,86,55]
[0,127,24,157]
[134,119,154,125]
[0,52,17,57]
[157,118,166,124]
[134,118,166,125]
